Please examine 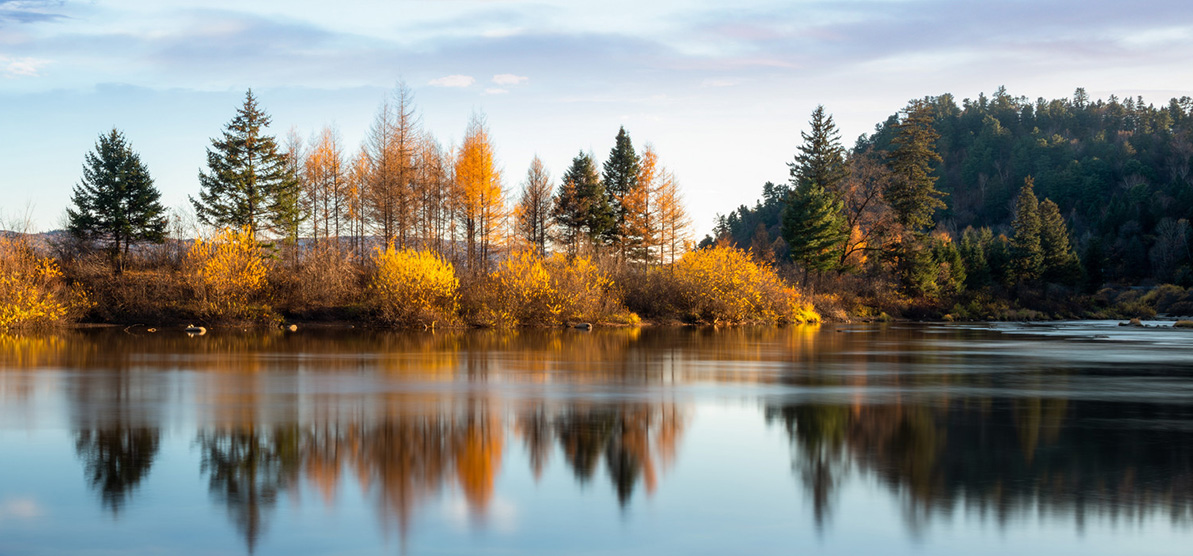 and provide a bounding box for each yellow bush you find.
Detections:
[670,245,818,324]
[185,227,269,320]
[0,236,90,329]
[369,244,459,327]
[482,250,626,326]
